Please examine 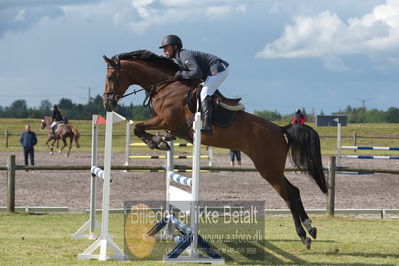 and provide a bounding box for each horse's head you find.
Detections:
[103,55,131,111]
[40,119,46,129]
[103,51,181,111]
